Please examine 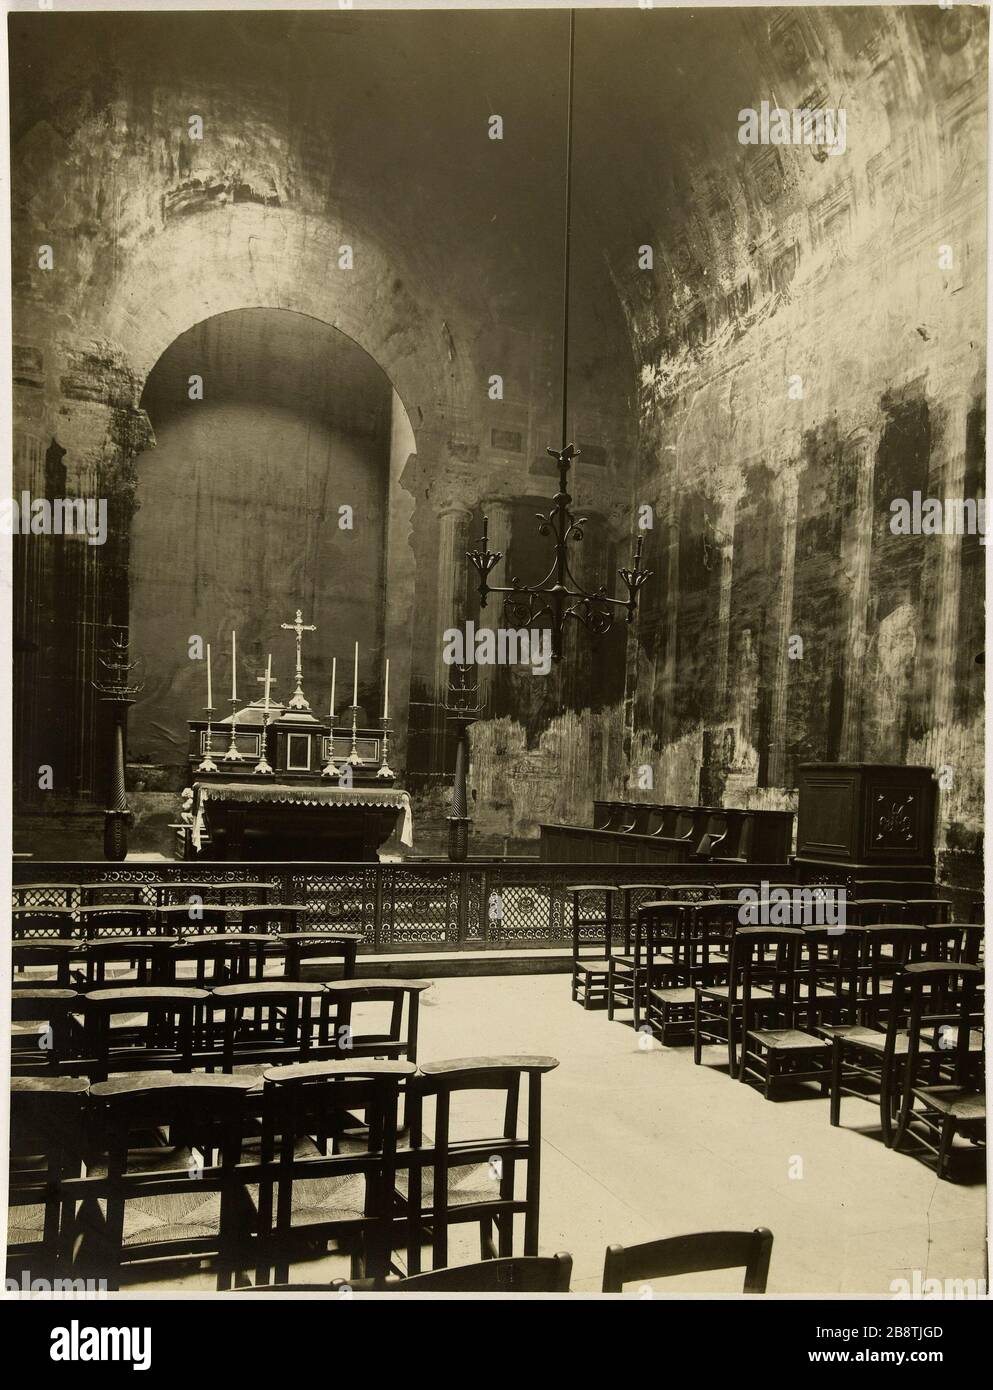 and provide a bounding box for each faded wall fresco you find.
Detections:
[603,7,986,888]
